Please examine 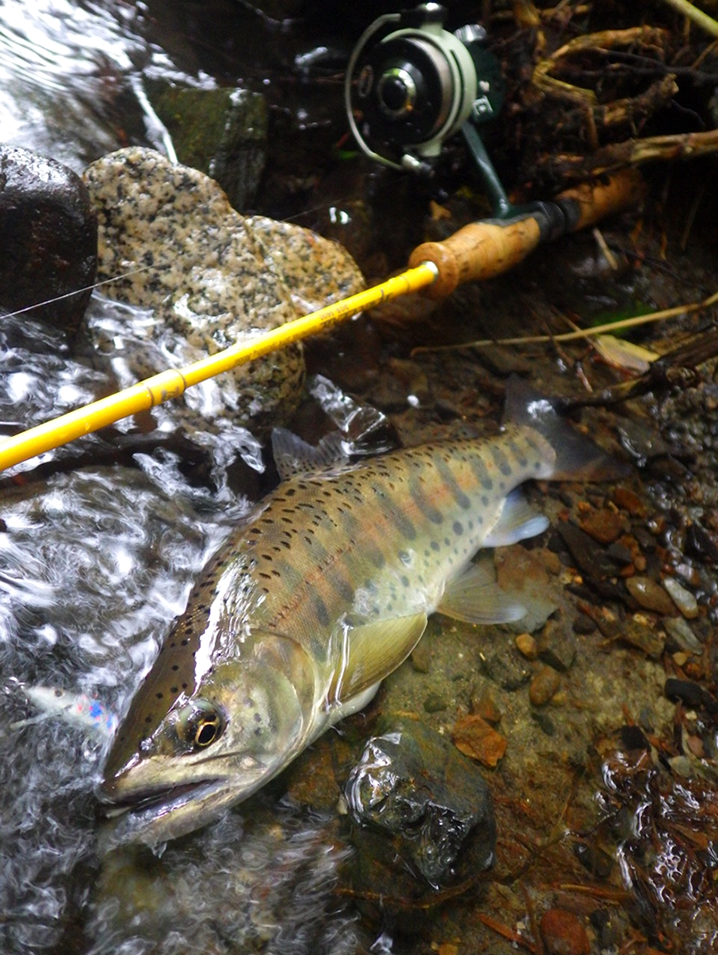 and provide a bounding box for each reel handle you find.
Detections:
[409,168,645,298]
